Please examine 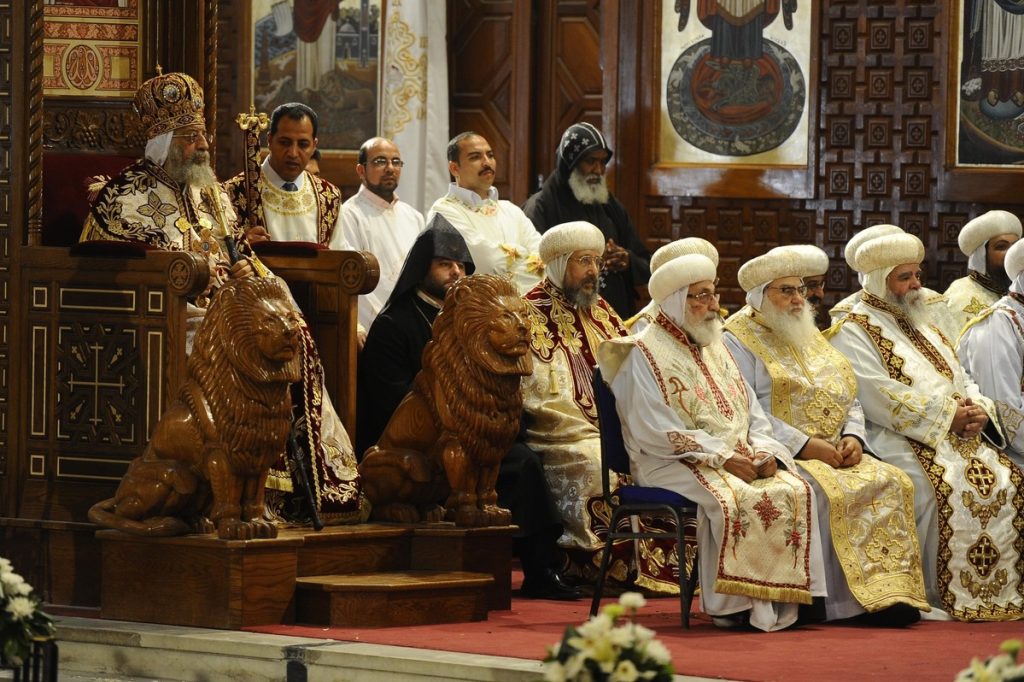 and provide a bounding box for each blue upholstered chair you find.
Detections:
[589,366,700,628]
